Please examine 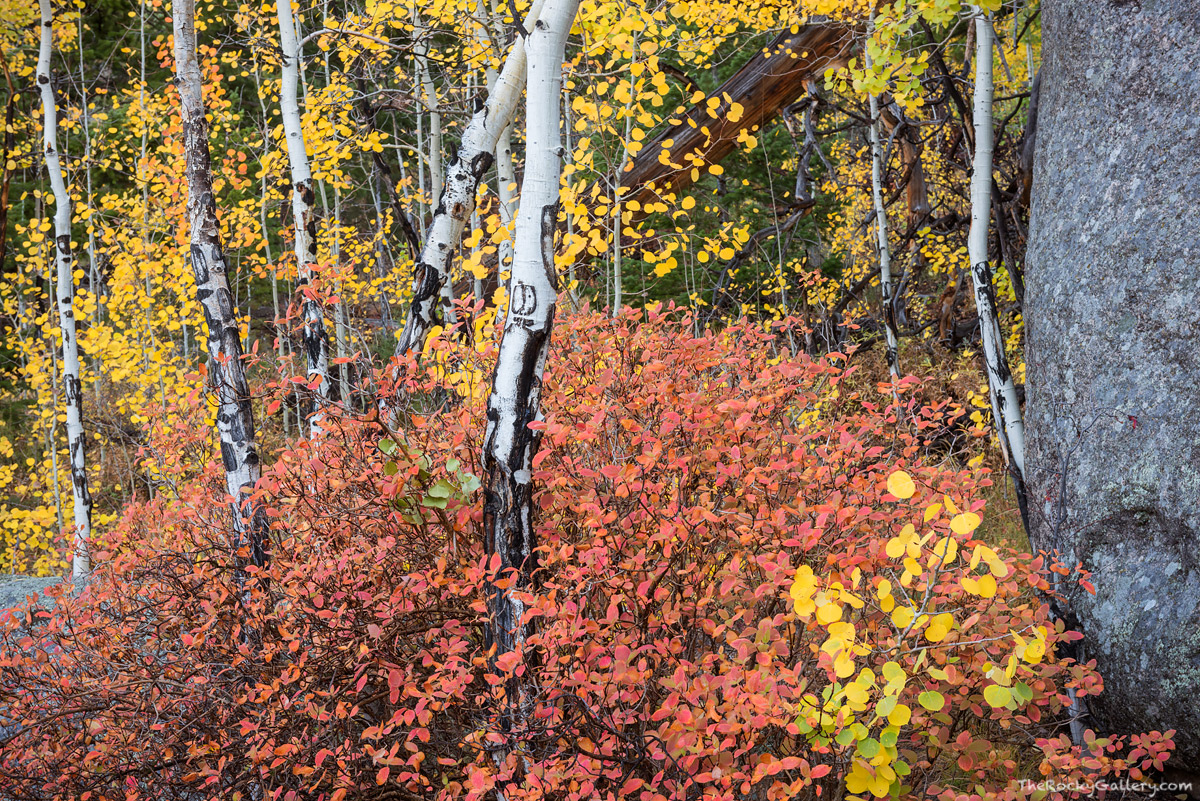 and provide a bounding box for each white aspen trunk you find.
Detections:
[277,0,330,421]
[174,0,268,570]
[481,0,577,785]
[488,0,518,279]
[866,14,900,382]
[39,0,92,581]
[393,0,548,357]
[968,11,1026,483]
